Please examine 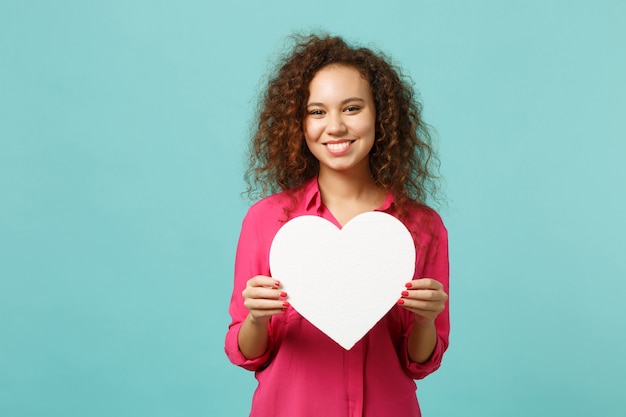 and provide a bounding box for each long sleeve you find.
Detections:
[402,212,450,380]
[224,207,273,371]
